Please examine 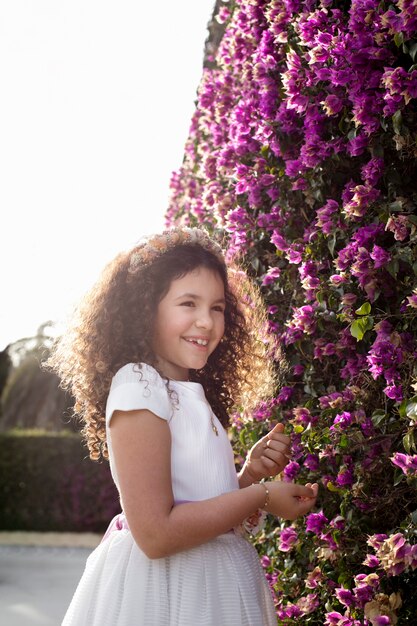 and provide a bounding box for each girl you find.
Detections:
[49,227,318,626]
